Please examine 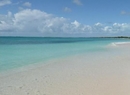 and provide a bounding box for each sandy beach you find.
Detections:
[0,43,130,95]
[1,0,130,94]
